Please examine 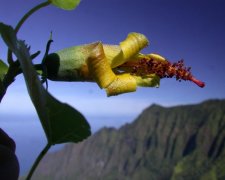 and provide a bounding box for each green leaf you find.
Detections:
[0,60,8,80]
[0,23,91,144]
[49,0,81,10]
